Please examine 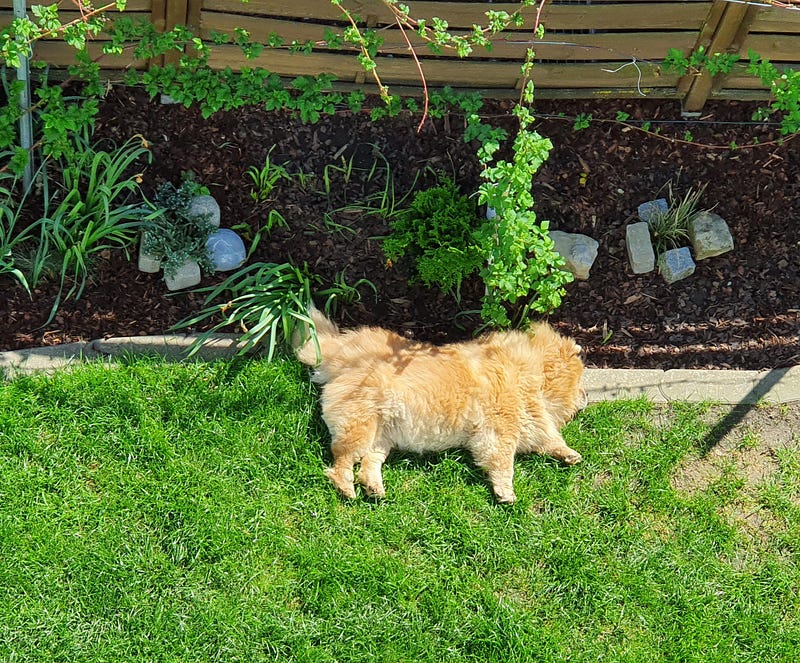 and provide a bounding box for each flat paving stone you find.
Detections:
[0,342,99,379]
[91,334,246,361]
[584,367,800,404]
